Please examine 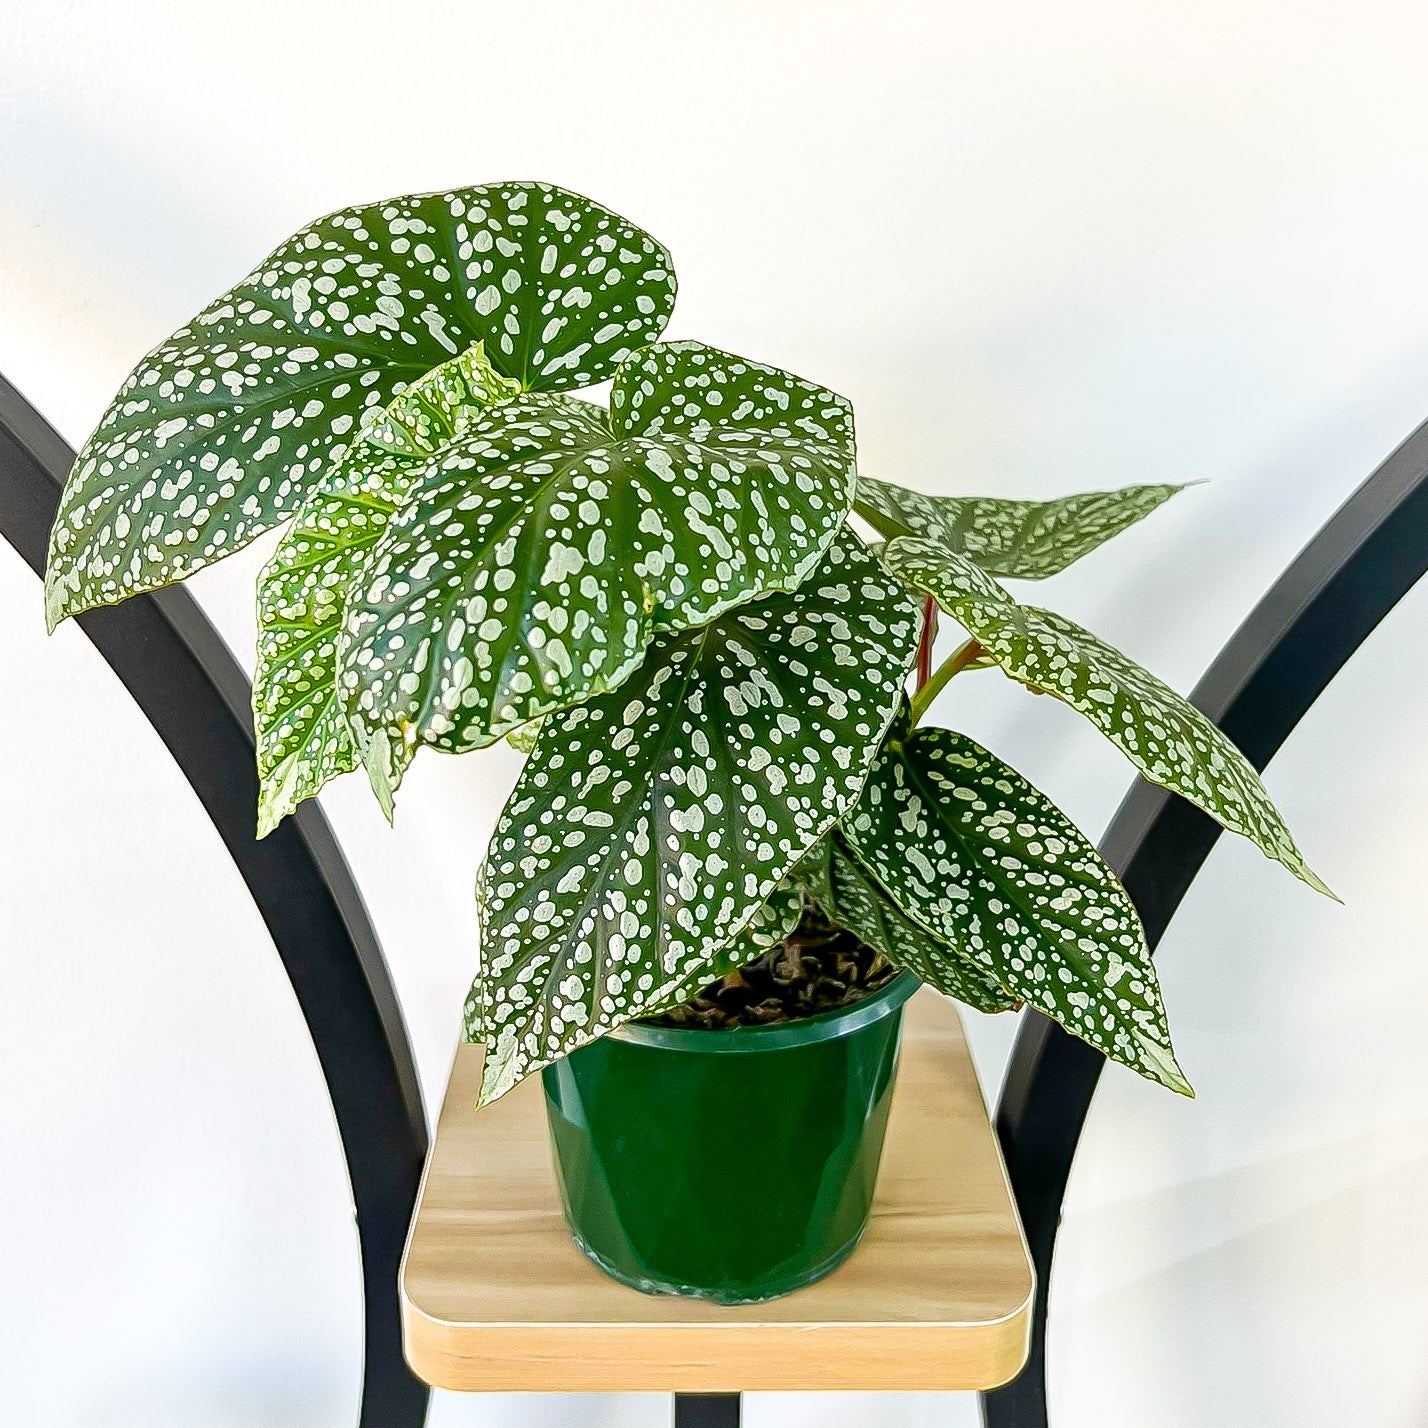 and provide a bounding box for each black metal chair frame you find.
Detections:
[8,372,1427,1428]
